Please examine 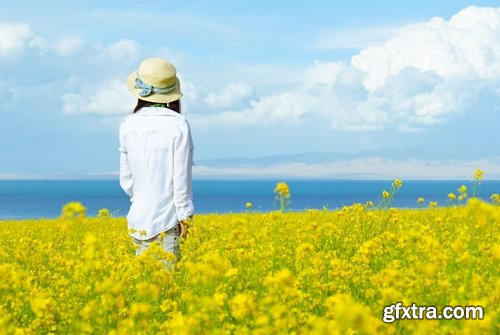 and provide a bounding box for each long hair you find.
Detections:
[133,99,181,114]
